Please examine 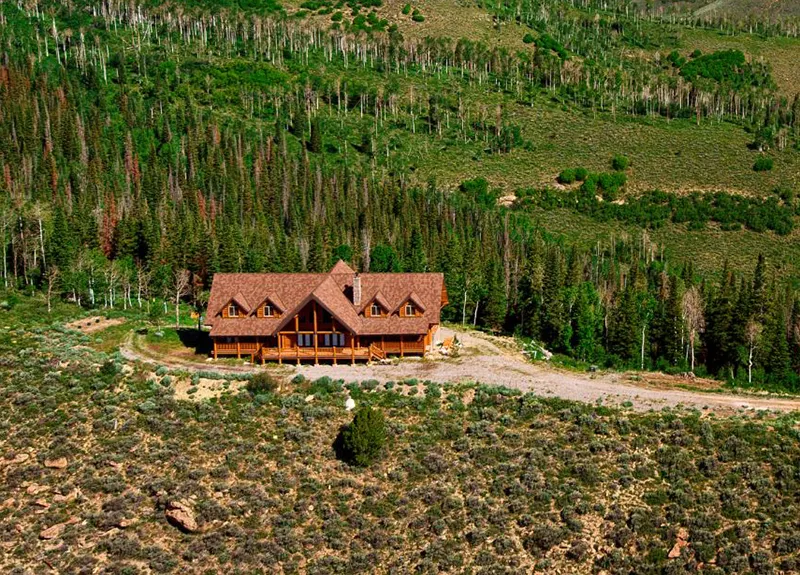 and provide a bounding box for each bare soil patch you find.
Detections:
[65,317,126,334]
